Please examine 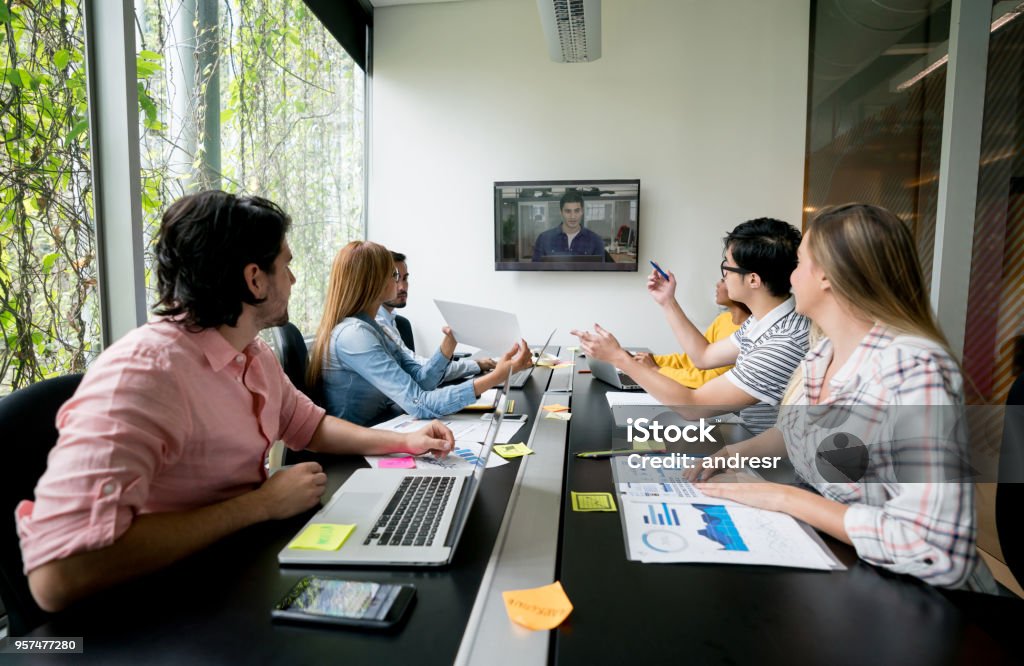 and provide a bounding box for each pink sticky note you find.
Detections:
[380,457,416,469]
